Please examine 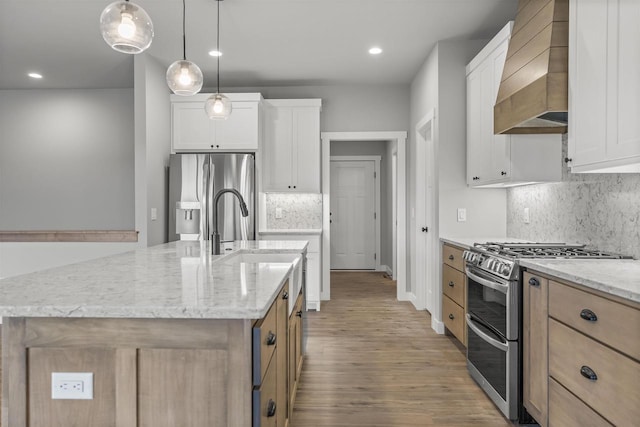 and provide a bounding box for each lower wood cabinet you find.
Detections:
[2,281,304,427]
[441,243,466,346]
